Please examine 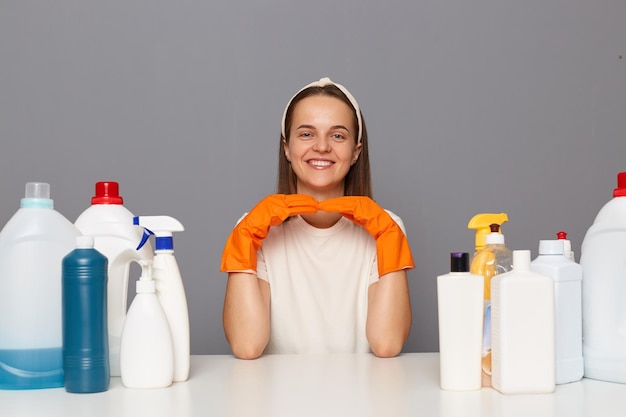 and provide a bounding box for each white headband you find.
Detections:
[281,77,363,143]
